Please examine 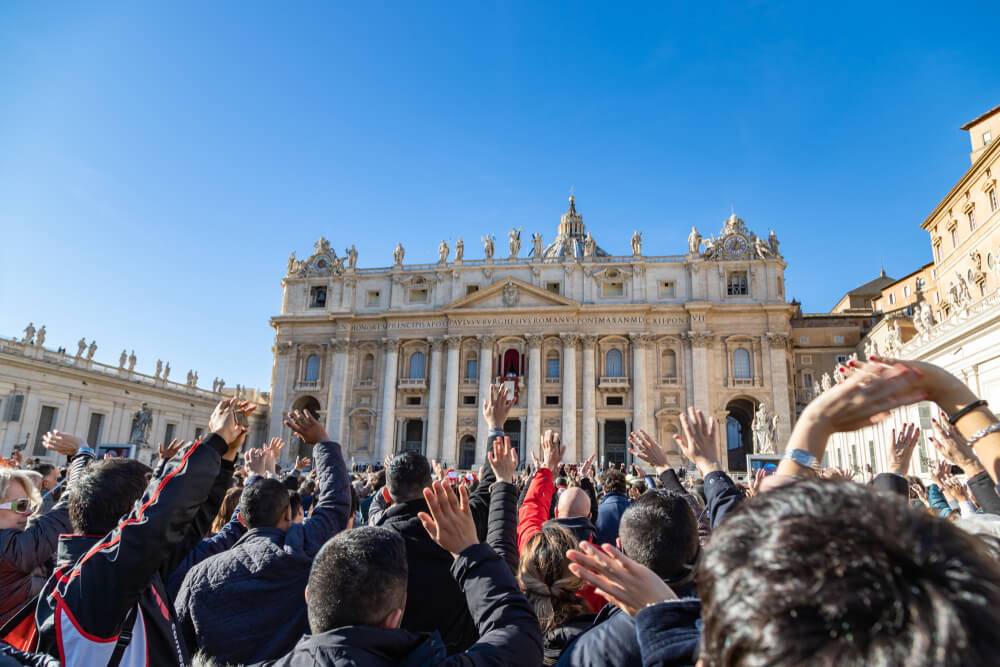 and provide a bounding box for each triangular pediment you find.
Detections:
[445,278,578,311]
